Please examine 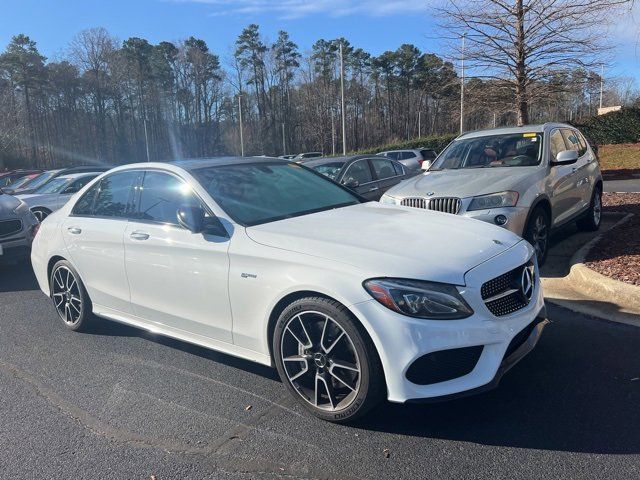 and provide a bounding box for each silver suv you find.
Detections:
[380,123,603,263]
[0,191,39,264]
